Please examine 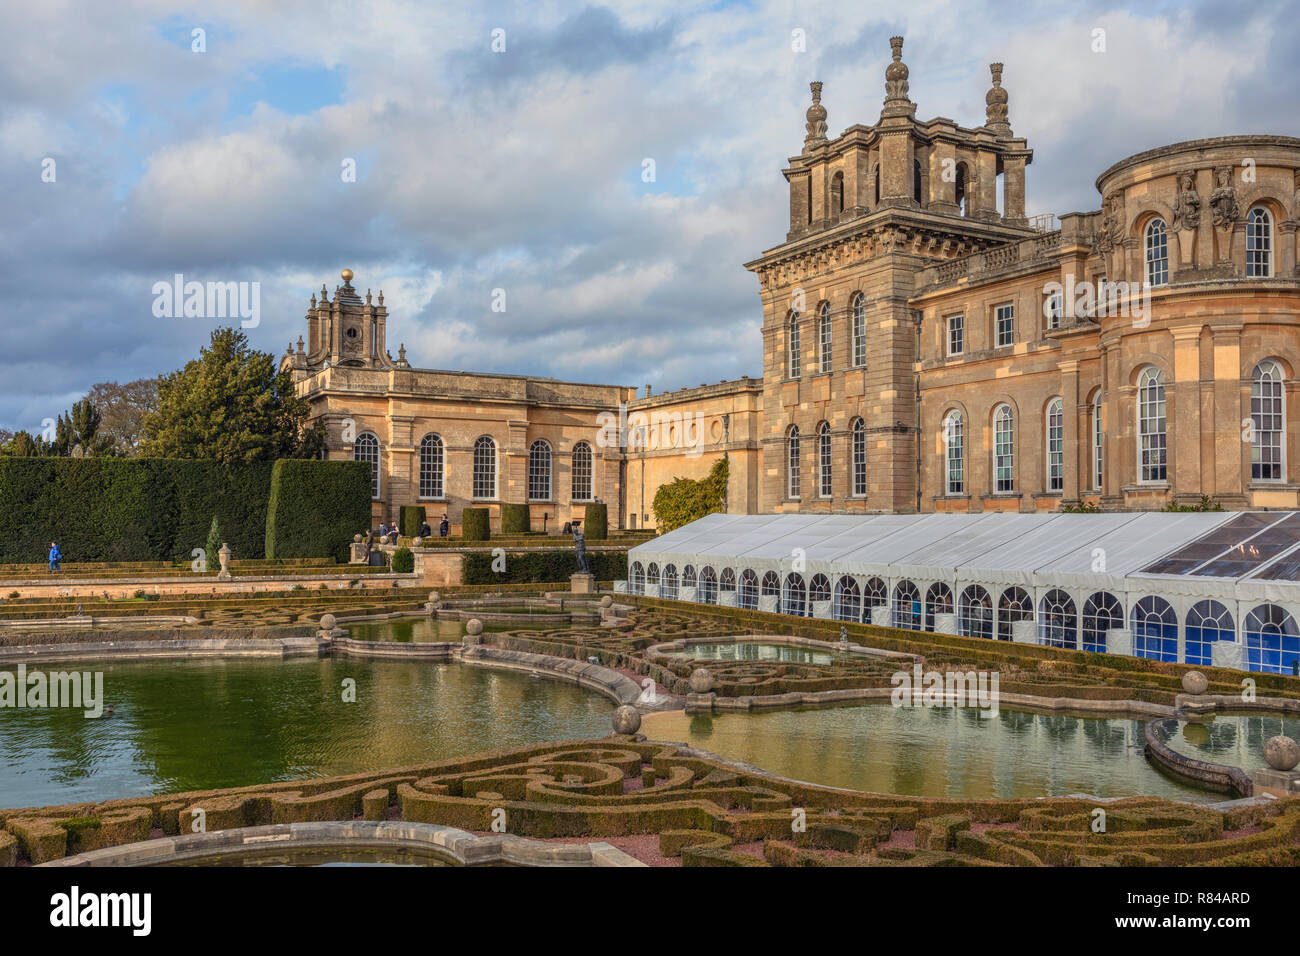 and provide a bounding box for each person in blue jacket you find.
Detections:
[48,541,61,573]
